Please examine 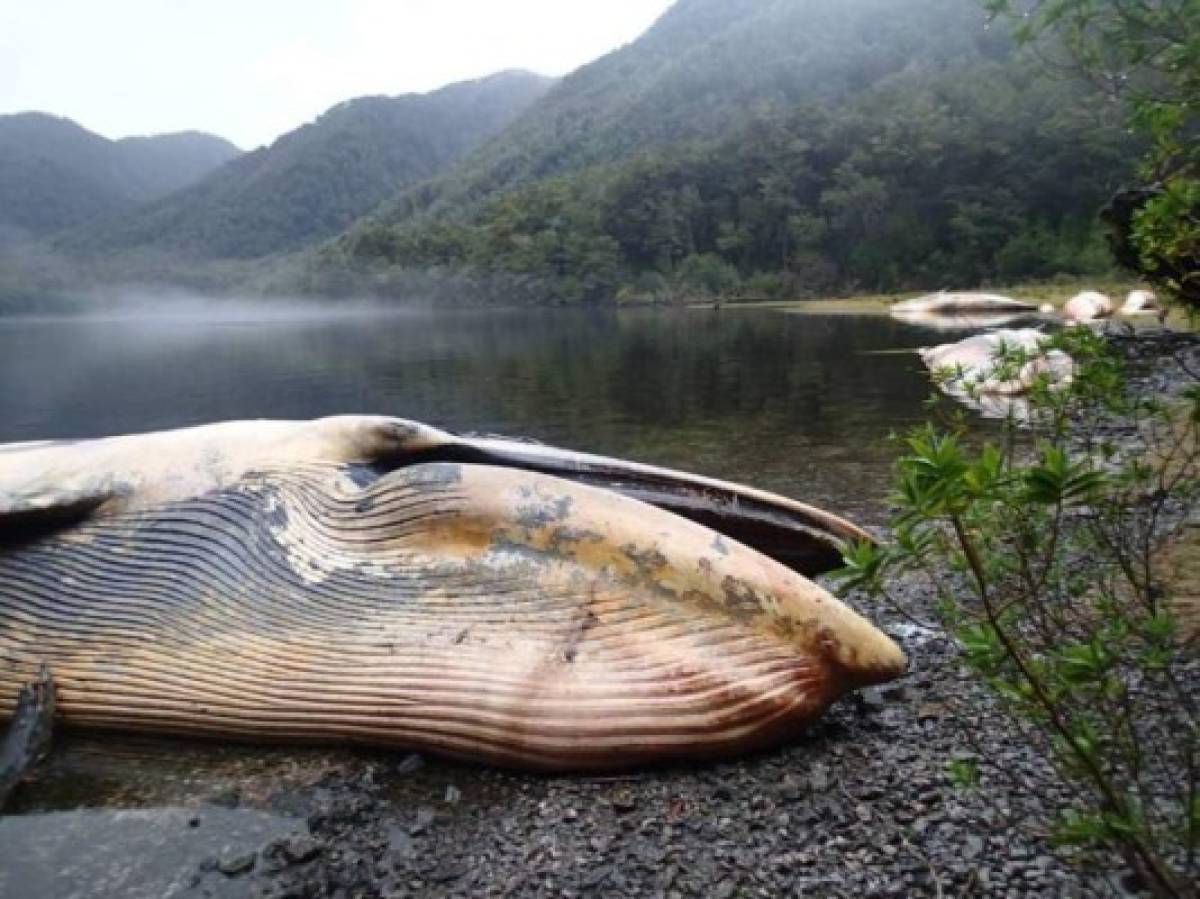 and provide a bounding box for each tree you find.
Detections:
[983,0,1200,304]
